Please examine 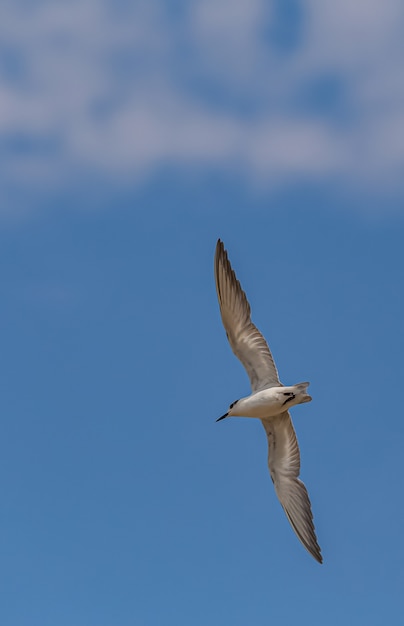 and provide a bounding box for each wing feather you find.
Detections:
[261,413,322,563]
[215,239,280,392]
